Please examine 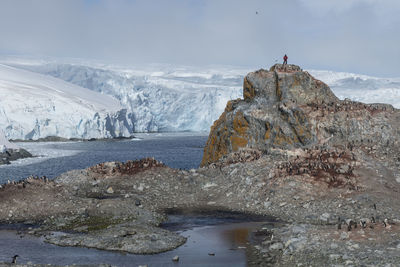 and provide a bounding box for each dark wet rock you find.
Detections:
[45,222,186,254]
[0,148,32,165]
